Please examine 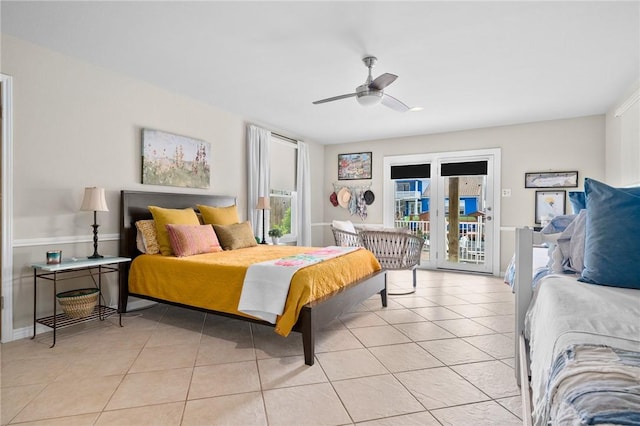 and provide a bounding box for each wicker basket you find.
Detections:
[56,288,99,318]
